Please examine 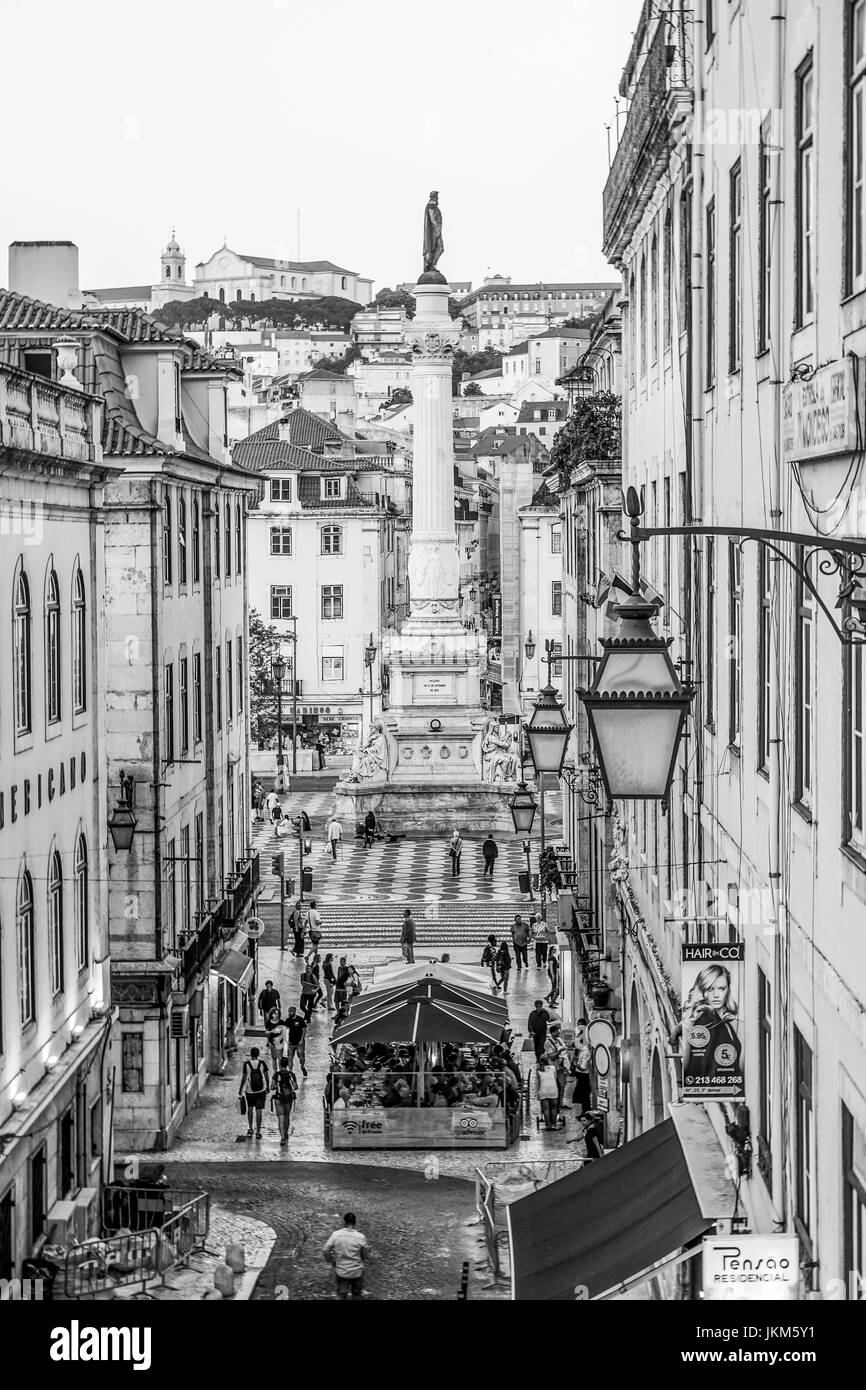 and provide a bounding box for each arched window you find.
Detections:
[192,498,201,583]
[72,566,86,713]
[225,498,232,577]
[280,275,286,287]
[639,250,647,377]
[163,489,173,584]
[17,866,35,1026]
[219,286,225,303]
[235,502,242,572]
[165,265,171,279]
[321,525,343,555]
[176,265,182,278]
[13,566,32,735]
[250,292,255,302]
[663,207,673,346]
[291,277,296,289]
[74,834,88,971]
[341,276,347,291]
[178,493,187,585]
[48,849,63,996]
[650,227,659,364]
[236,289,242,302]
[46,566,61,724]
